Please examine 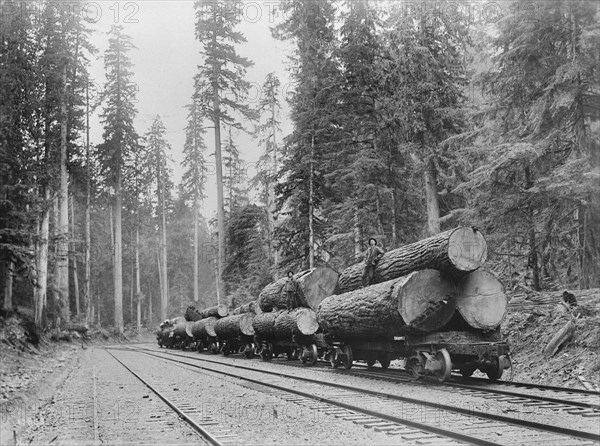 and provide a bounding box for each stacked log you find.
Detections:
[231,300,259,315]
[186,304,228,321]
[191,317,218,340]
[258,266,339,312]
[214,314,255,340]
[455,270,508,330]
[336,227,487,294]
[274,308,320,338]
[252,311,281,340]
[317,270,456,340]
